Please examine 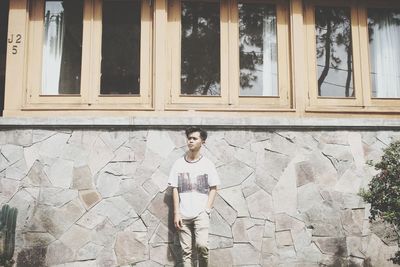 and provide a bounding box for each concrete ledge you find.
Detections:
[1,116,400,130]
